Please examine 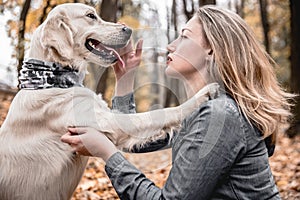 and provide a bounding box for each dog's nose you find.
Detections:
[122,26,132,35]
